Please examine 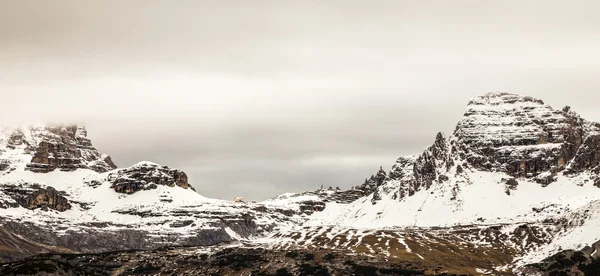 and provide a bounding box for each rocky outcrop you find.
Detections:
[0,184,71,212]
[107,162,191,194]
[567,134,600,176]
[412,132,451,191]
[502,178,519,195]
[520,240,600,275]
[20,186,71,212]
[26,125,116,173]
[298,200,326,214]
[454,93,600,181]
[0,125,116,173]
[377,132,453,202]
[350,166,388,205]
[370,167,387,204]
